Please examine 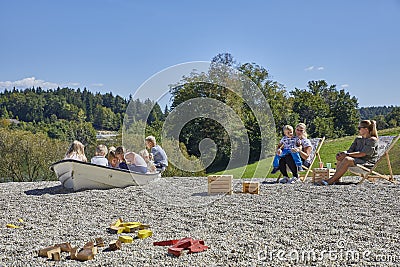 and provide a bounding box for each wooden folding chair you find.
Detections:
[348,134,400,184]
[300,137,325,181]
[276,137,325,182]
